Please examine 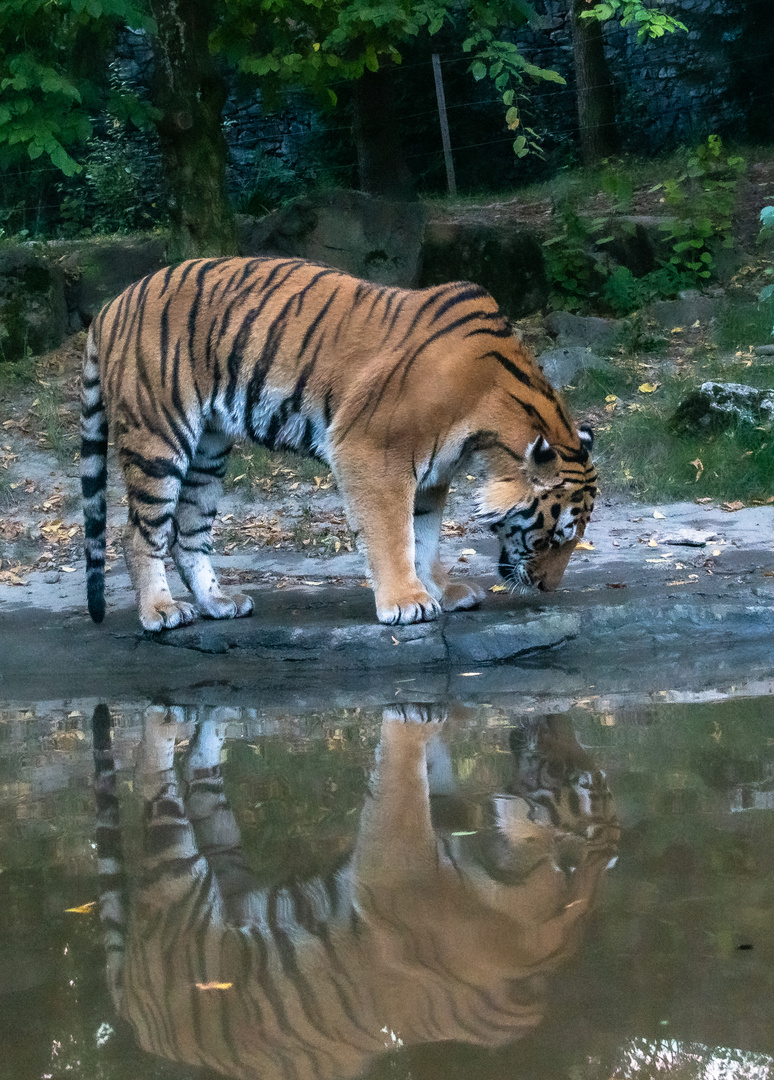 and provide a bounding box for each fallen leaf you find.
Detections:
[671,326,684,334]
[60,566,76,573]
[195,982,233,991]
[653,510,666,520]
[638,382,660,393]
[711,549,722,557]
[605,394,617,403]
[690,458,704,481]
[648,538,659,548]
[460,672,482,677]
[459,548,476,556]
[301,580,323,586]
[695,497,713,504]
[66,902,96,914]
[721,501,744,512]
[575,540,594,551]
[391,635,400,645]
[489,583,507,592]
